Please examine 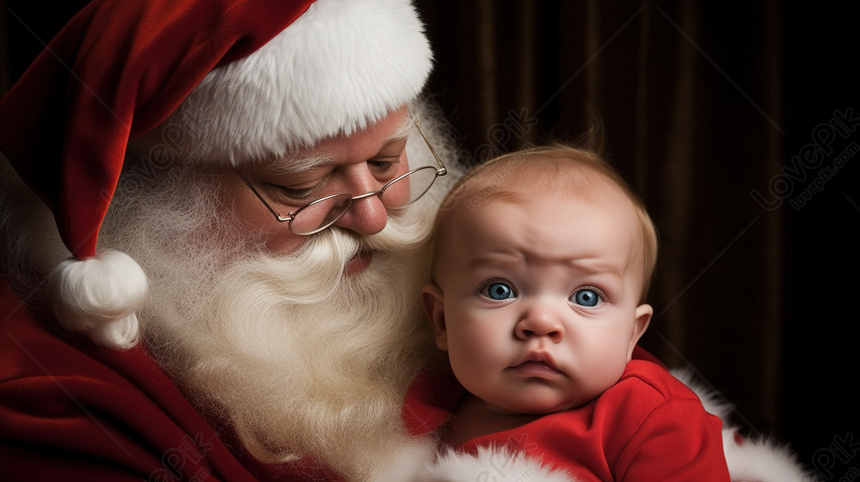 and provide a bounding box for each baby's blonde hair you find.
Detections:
[434,144,658,302]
